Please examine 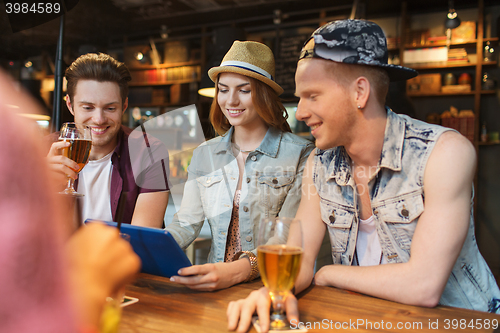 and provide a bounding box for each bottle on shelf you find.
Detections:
[481,122,488,143]
[482,72,495,90]
[484,41,495,62]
